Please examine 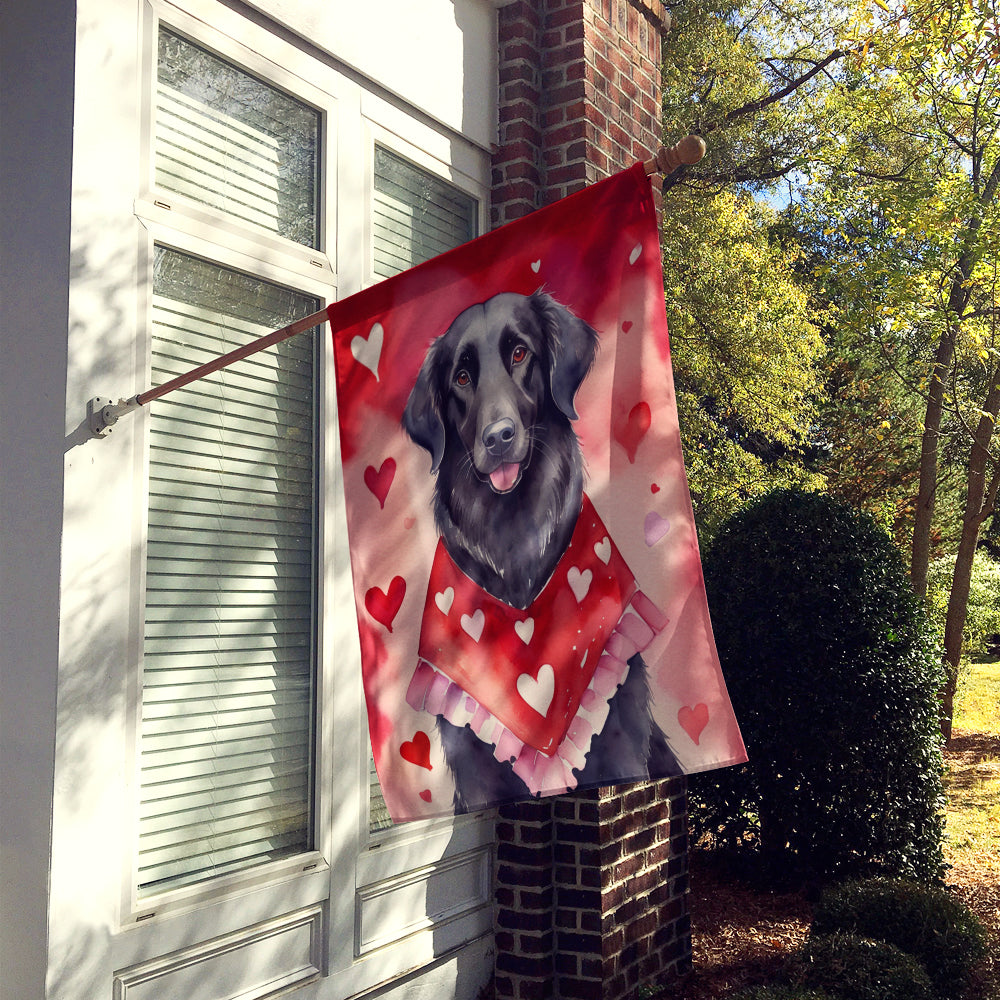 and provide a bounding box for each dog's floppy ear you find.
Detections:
[530,290,599,420]
[402,342,446,474]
